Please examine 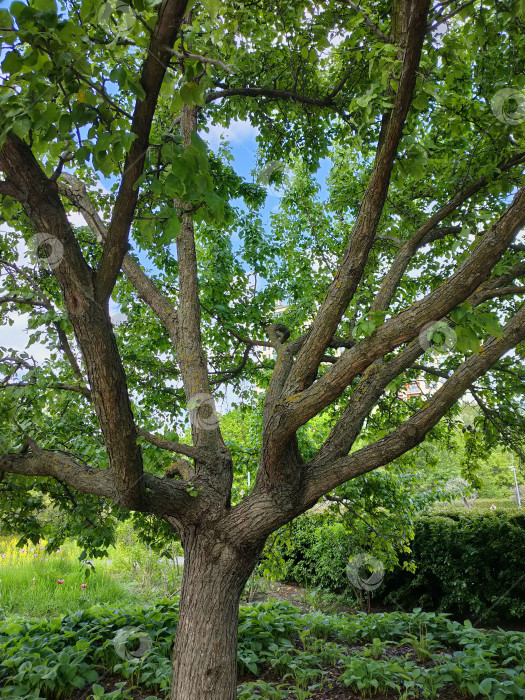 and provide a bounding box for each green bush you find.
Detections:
[264,514,353,593]
[377,512,525,622]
